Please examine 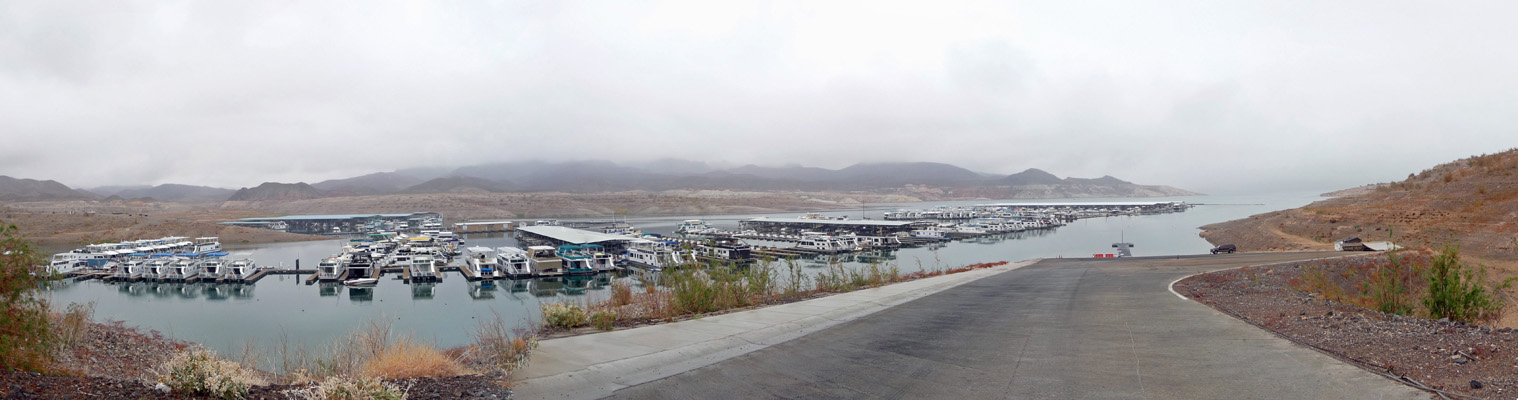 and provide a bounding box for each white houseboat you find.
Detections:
[465,246,500,279]
[495,247,533,278]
